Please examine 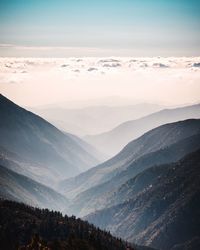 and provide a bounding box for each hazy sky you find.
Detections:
[0,0,200,56]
